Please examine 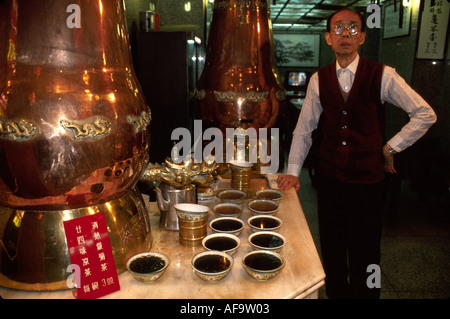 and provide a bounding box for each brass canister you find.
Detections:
[231,163,253,192]
[178,218,208,247]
